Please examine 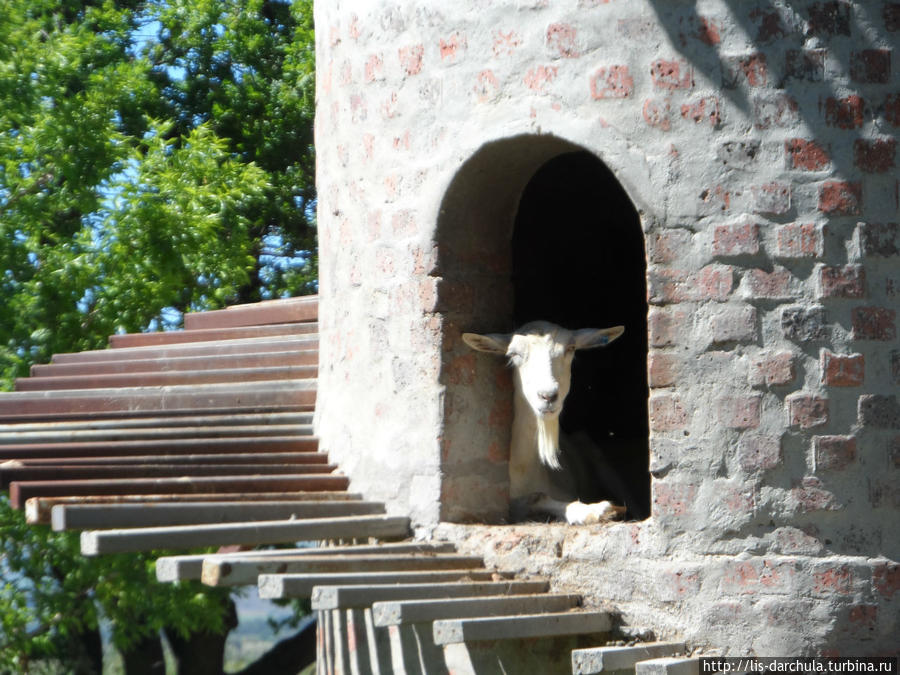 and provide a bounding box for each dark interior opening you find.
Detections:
[512,151,650,520]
